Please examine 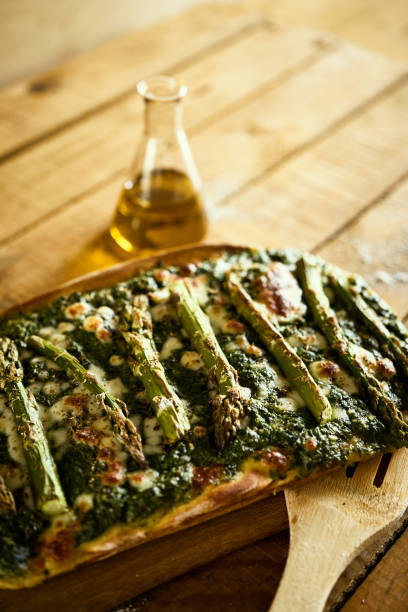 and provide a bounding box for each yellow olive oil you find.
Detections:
[110,168,207,254]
